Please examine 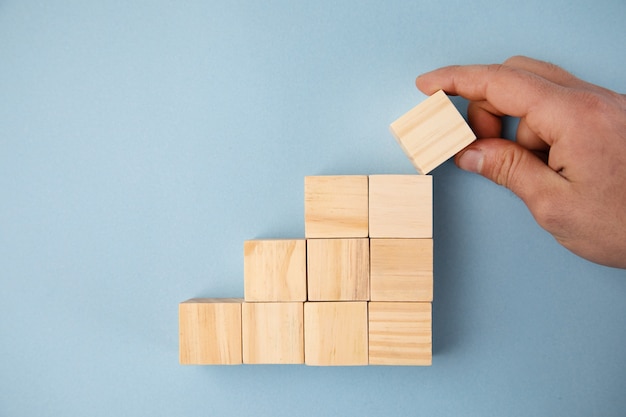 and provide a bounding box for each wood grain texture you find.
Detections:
[370,239,433,302]
[304,302,368,366]
[369,175,432,238]
[390,90,476,174]
[304,176,369,238]
[179,298,243,365]
[242,302,304,364]
[368,302,432,366]
[244,239,307,302]
[307,238,369,301]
